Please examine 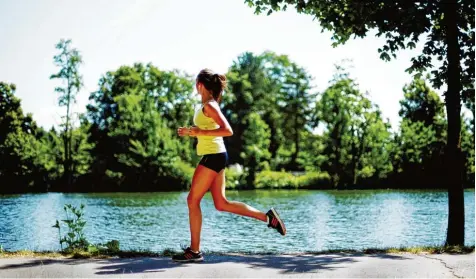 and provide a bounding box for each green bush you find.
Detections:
[169,159,195,190]
[295,171,332,189]
[53,204,89,252]
[53,203,120,254]
[255,170,331,189]
[225,166,246,189]
[87,240,120,255]
[255,170,298,189]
